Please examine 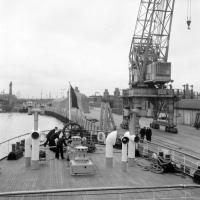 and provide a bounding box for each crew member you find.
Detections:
[55,132,67,159]
[47,128,61,152]
[44,127,58,147]
[146,127,152,142]
[139,127,146,142]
